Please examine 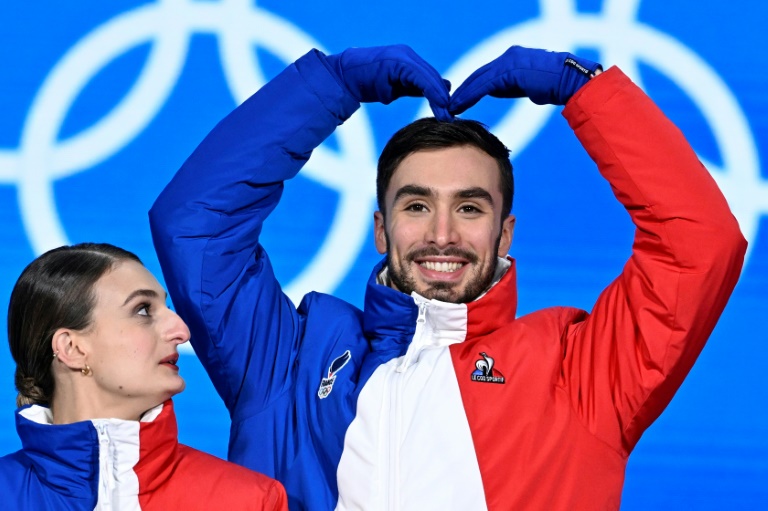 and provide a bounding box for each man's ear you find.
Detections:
[51,328,88,371]
[497,214,516,257]
[373,211,388,255]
